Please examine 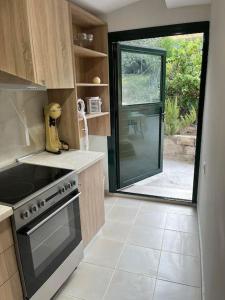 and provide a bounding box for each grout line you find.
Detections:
[155,277,202,289]
[152,211,167,299]
[102,200,142,300]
